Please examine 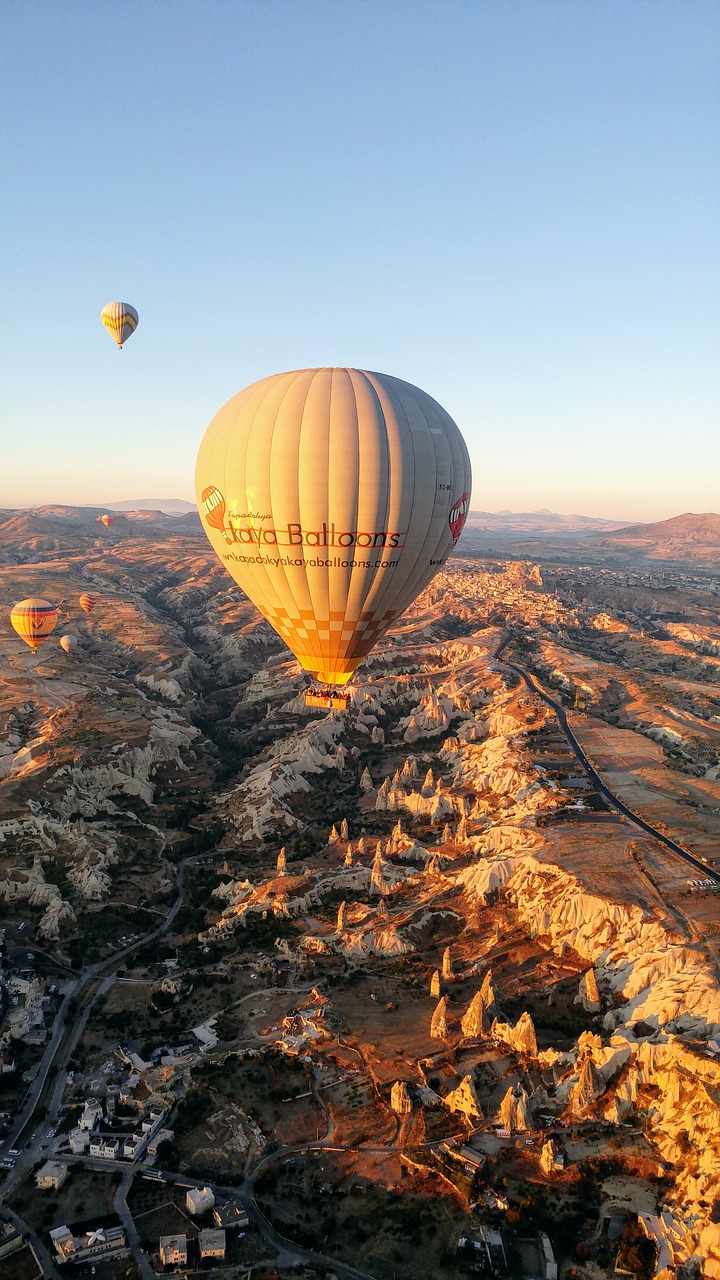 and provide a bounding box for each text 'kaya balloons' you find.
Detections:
[101,302,138,350]
[196,368,472,685]
[10,599,59,654]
